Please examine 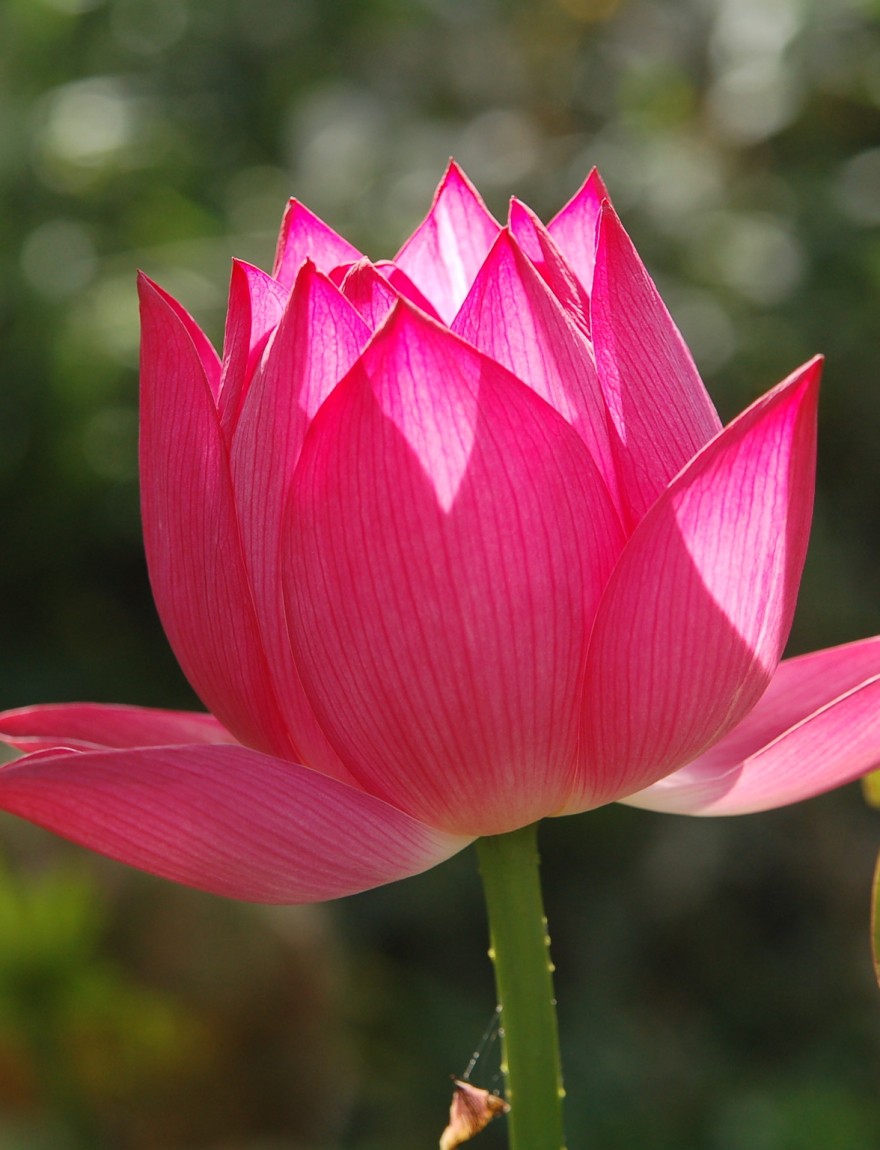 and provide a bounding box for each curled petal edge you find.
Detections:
[0,703,238,753]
